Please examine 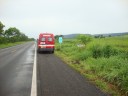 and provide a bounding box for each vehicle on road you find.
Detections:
[37,33,55,53]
